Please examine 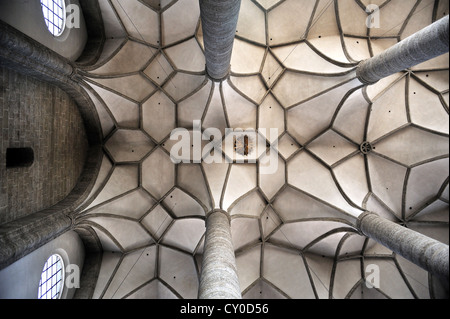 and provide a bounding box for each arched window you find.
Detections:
[6,147,34,168]
[38,254,65,299]
[40,0,66,37]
